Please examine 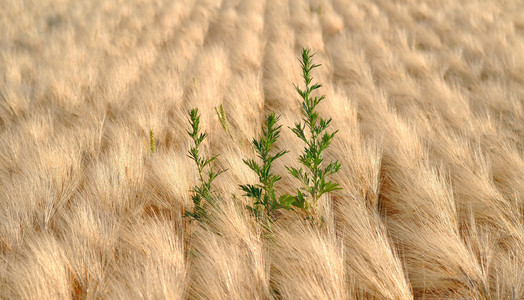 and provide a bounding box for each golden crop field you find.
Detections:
[0,0,523,298]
